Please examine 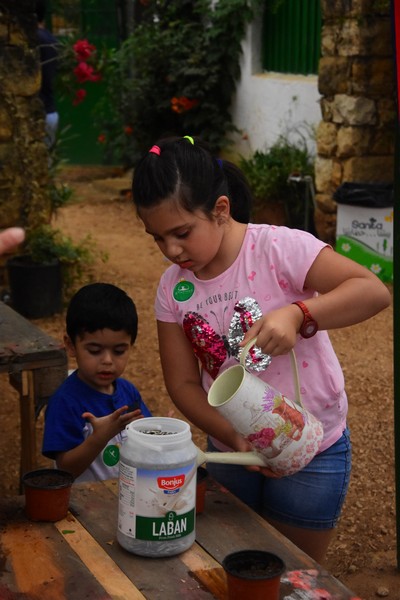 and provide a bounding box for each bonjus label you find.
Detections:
[157,474,185,491]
